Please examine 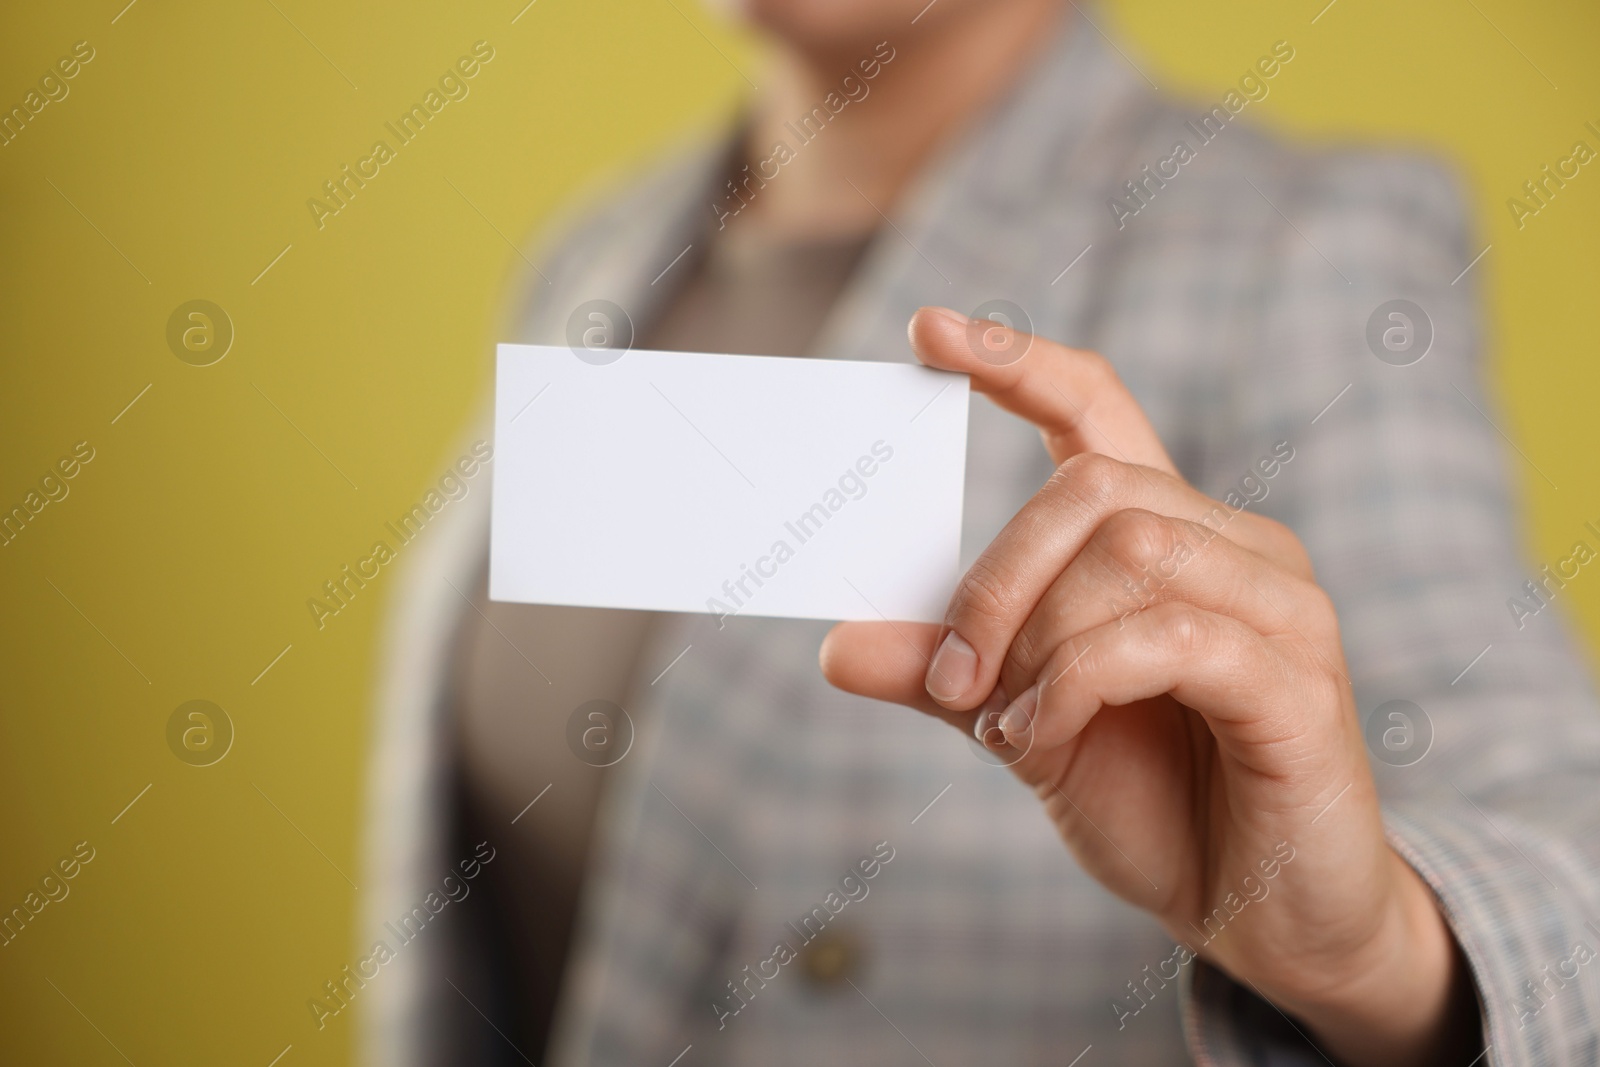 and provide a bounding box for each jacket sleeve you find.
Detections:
[1181,151,1600,1065]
